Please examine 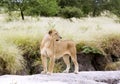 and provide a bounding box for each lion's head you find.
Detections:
[48,29,62,41]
